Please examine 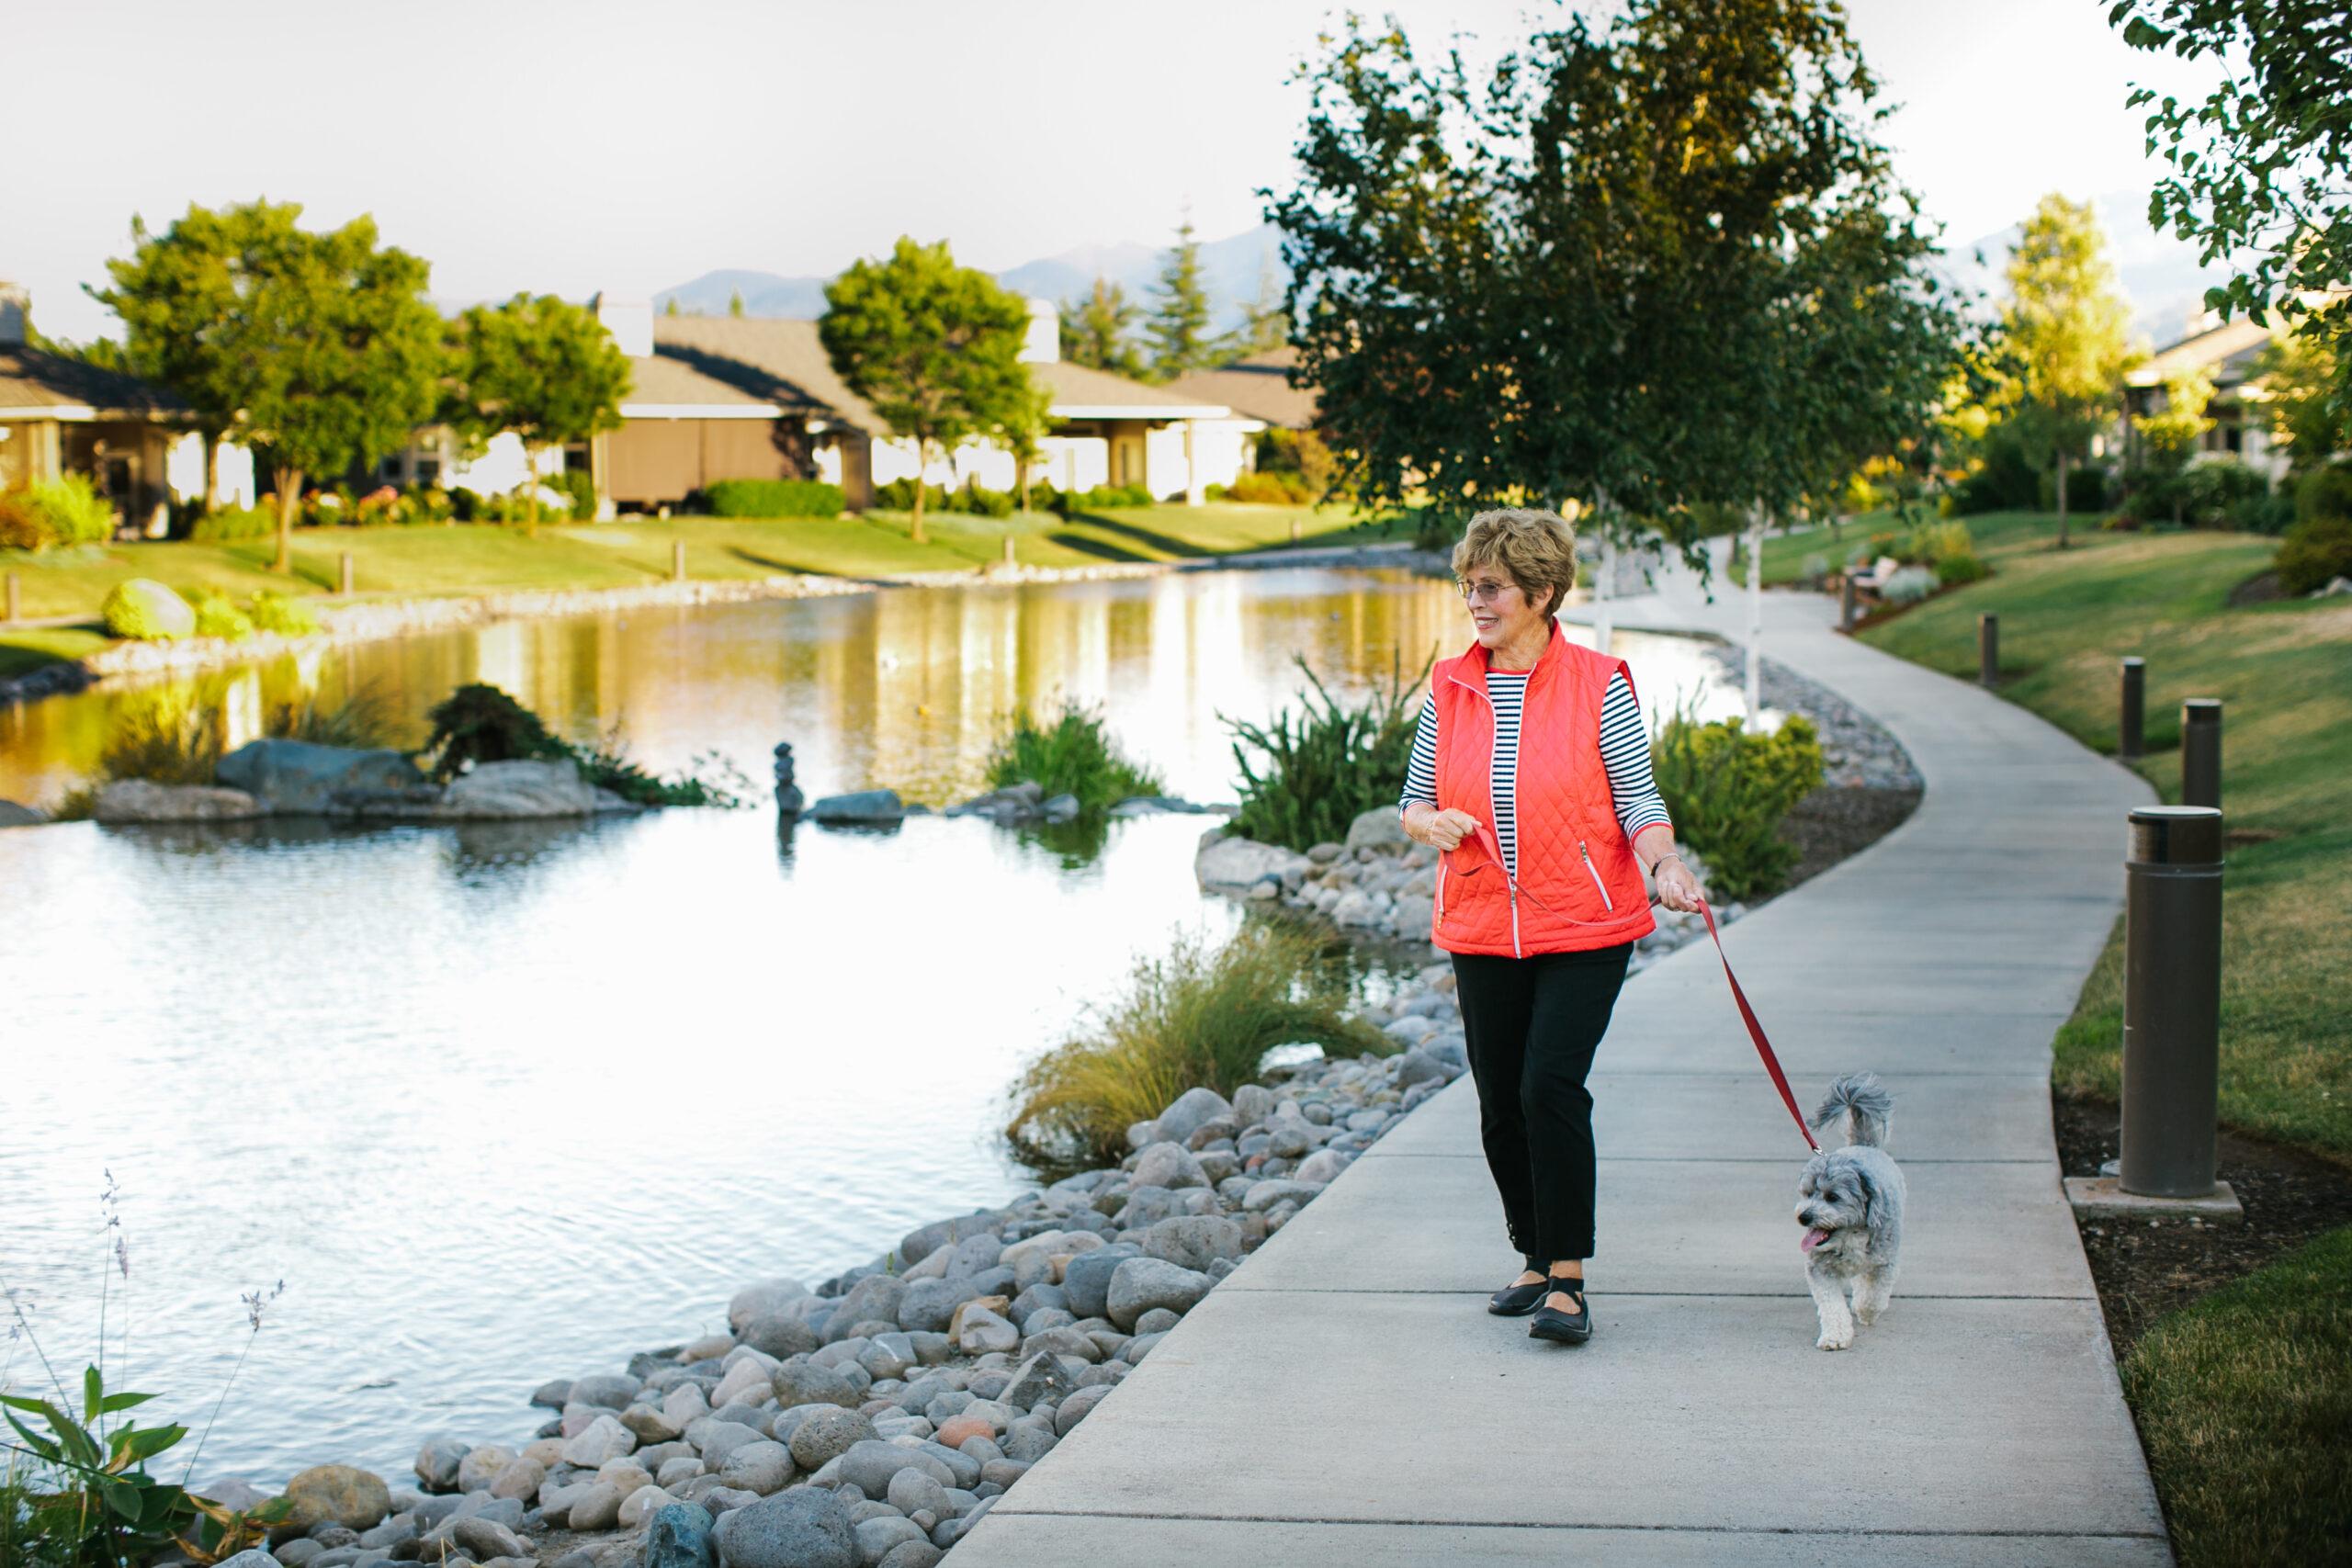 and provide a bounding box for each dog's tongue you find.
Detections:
[1802,1227,1832,1253]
